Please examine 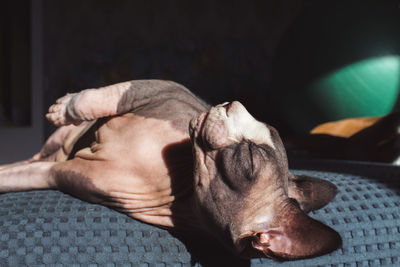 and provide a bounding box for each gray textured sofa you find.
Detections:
[1,159,399,266]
